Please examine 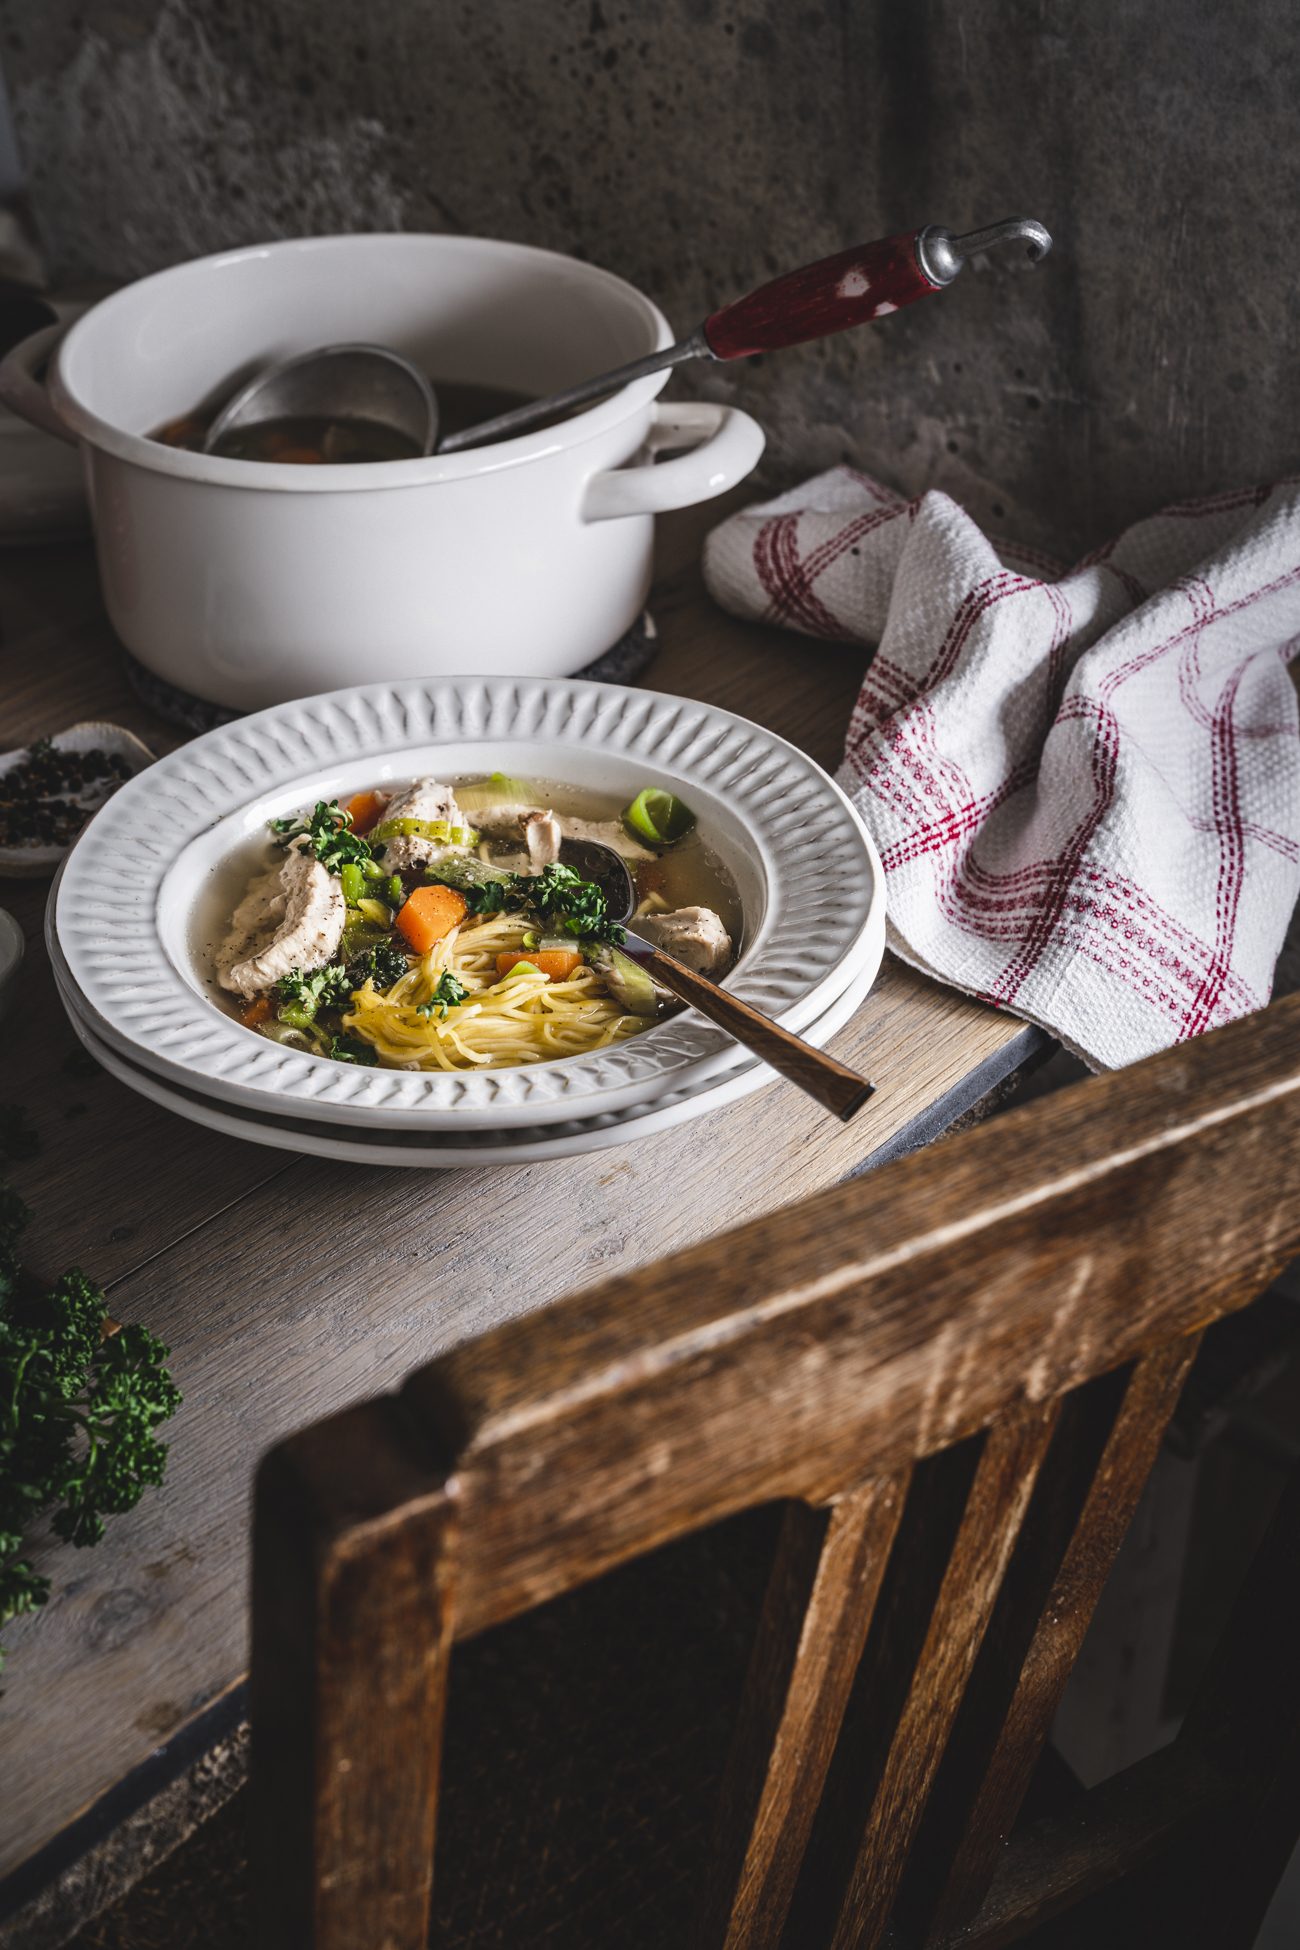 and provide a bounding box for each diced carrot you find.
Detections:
[496,949,583,983]
[395,884,468,954]
[240,995,271,1028]
[345,789,387,834]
